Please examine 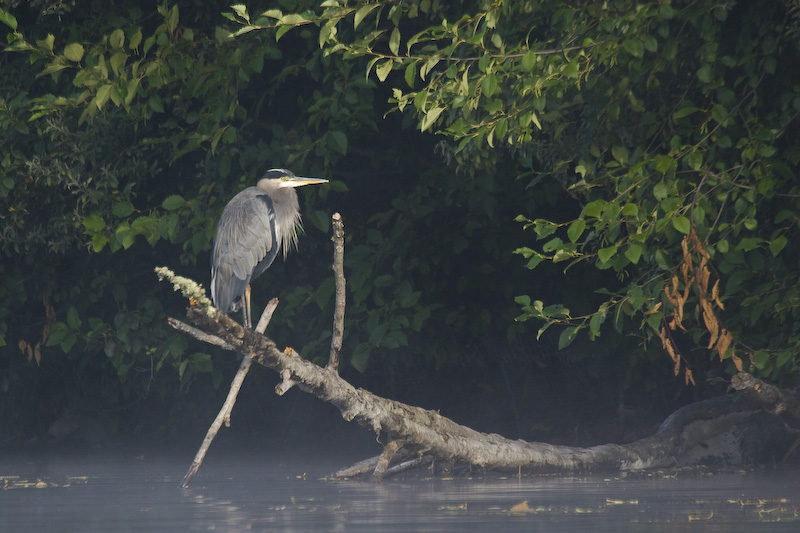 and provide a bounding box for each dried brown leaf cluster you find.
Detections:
[661,231,747,385]
[17,294,56,366]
